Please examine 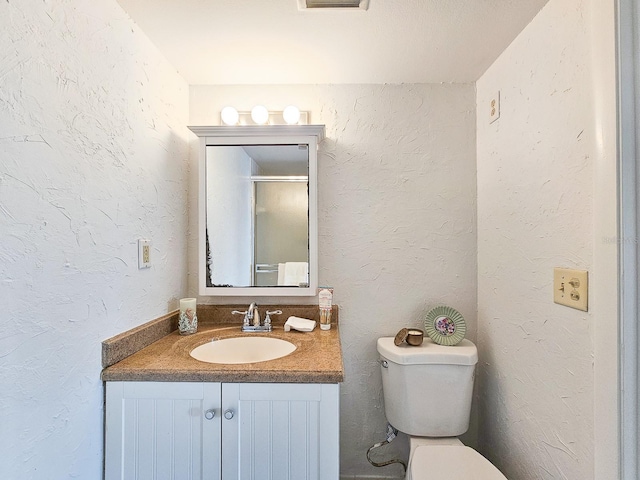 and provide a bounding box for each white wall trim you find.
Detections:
[617,0,639,478]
